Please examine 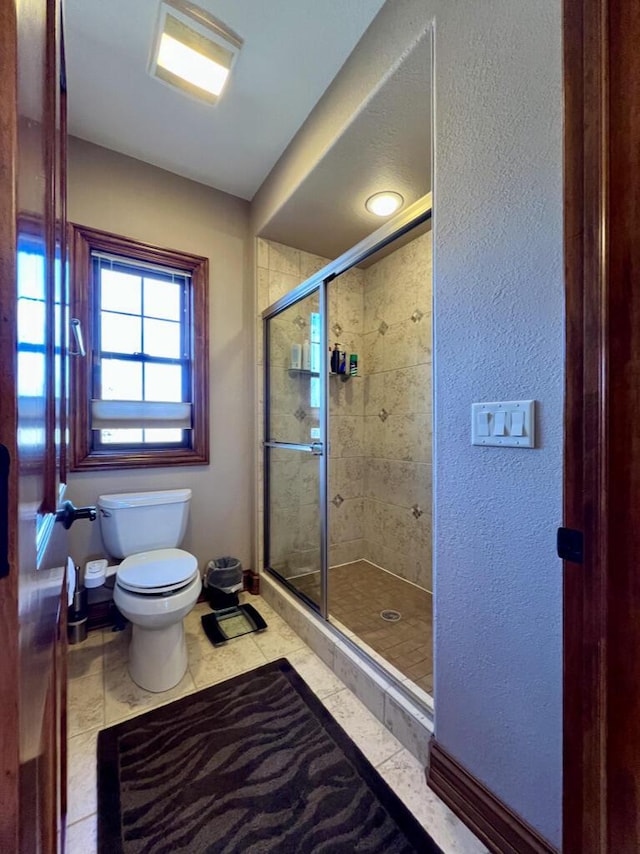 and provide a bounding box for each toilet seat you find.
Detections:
[116,548,198,595]
[116,569,200,596]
